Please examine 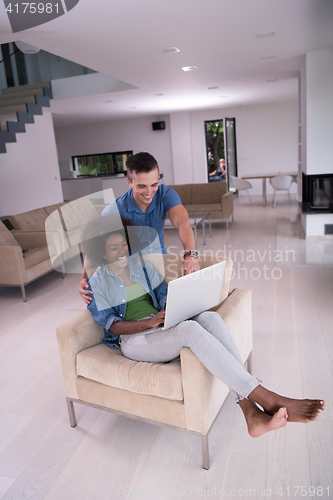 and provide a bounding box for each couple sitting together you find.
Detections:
[81,213,325,439]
